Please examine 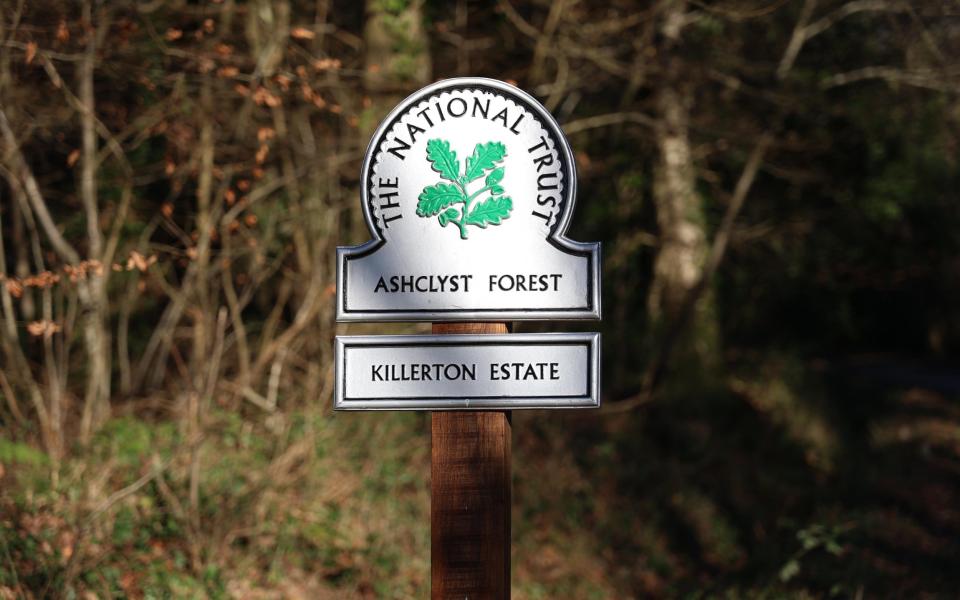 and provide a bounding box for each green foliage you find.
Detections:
[779,523,849,583]
[93,417,156,466]
[0,437,49,469]
[376,0,412,16]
